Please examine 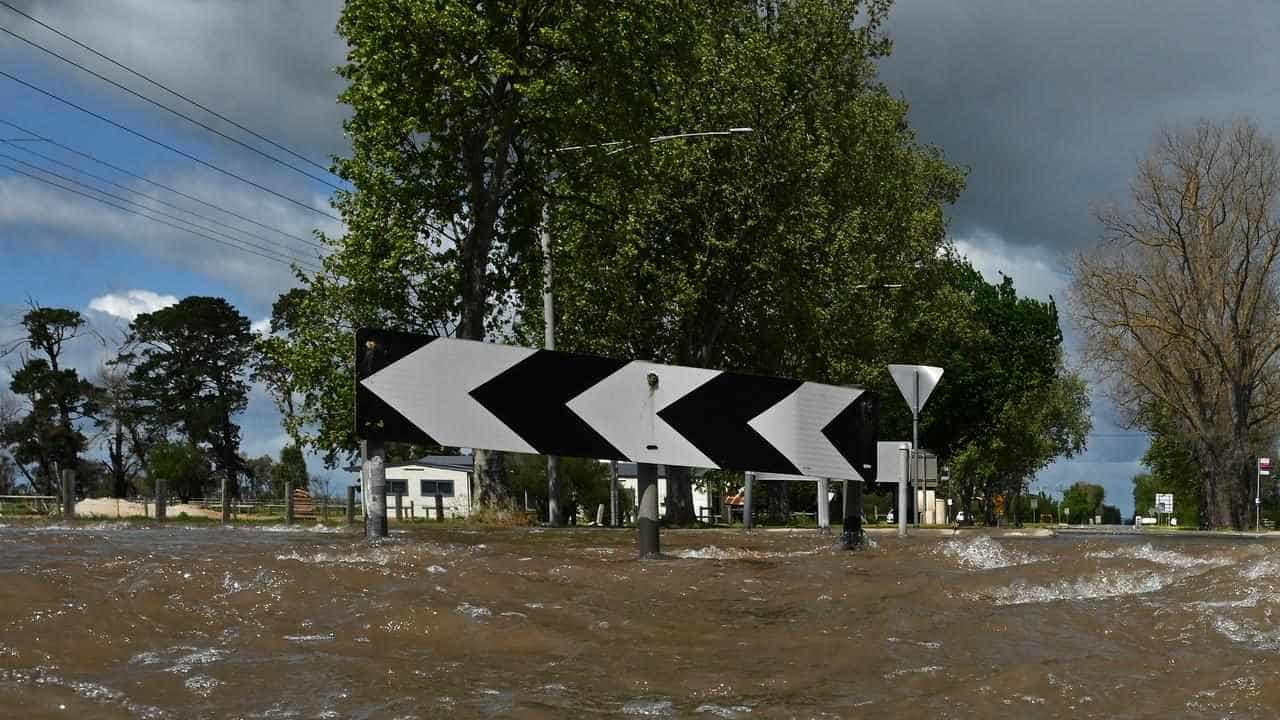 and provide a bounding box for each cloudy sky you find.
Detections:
[2,0,1269,513]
